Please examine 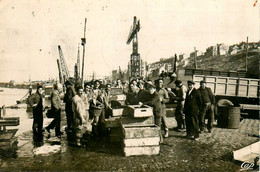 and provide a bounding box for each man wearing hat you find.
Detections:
[198,80,215,133]
[184,80,202,140]
[139,82,164,143]
[173,80,187,132]
[155,78,169,138]
[28,84,44,141]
